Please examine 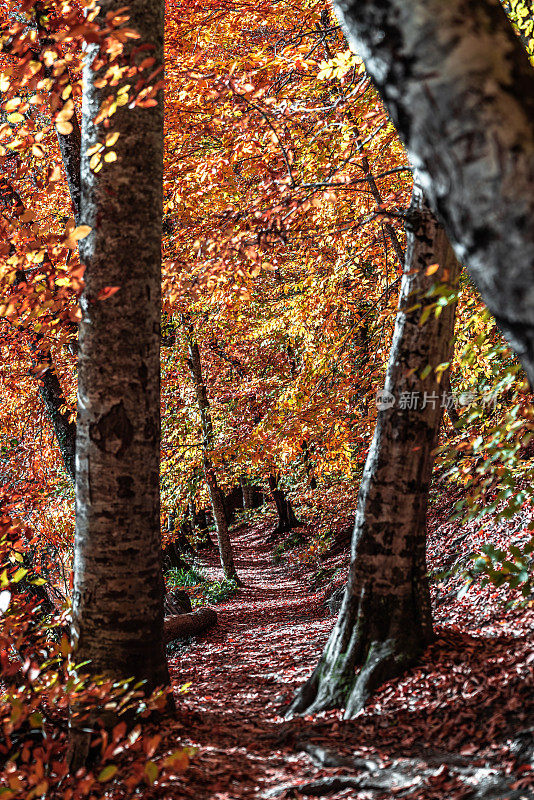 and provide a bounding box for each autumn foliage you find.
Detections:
[1,0,534,796]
